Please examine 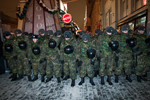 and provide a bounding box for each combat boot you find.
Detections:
[11,73,17,81]
[126,75,132,82]
[28,75,32,81]
[141,75,147,81]
[78,77,84,85]
[17,74,23,80]
[57,77,61,83]
[137,76,141,82]
[71,79,75,87]
[9,74,13,79]
[90,78,95,86]
[107,76,113,85]
[94,70,97,77]
[143,73,147,77]
[101,76,105,85]
[115,75,119,83]
[41,75,45,82]
[63,76,70,80]
[45,76,53,83]
[32,75,38,81]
